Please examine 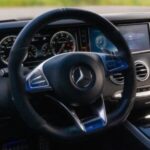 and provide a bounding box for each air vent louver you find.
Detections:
[135,61,149,81]
[110,73,124,85]
[110,61,149,85]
